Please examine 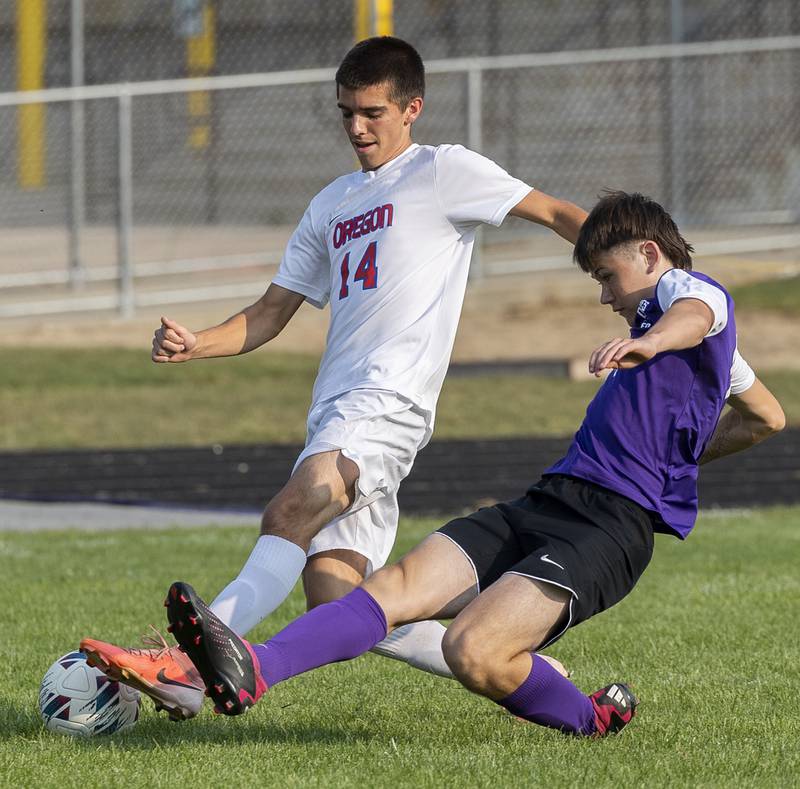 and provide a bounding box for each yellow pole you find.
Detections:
[374,0,393,36]
[186,2,215,150]
[16,0,47,188]
[354,0,370,42]
[355,0,393,40]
